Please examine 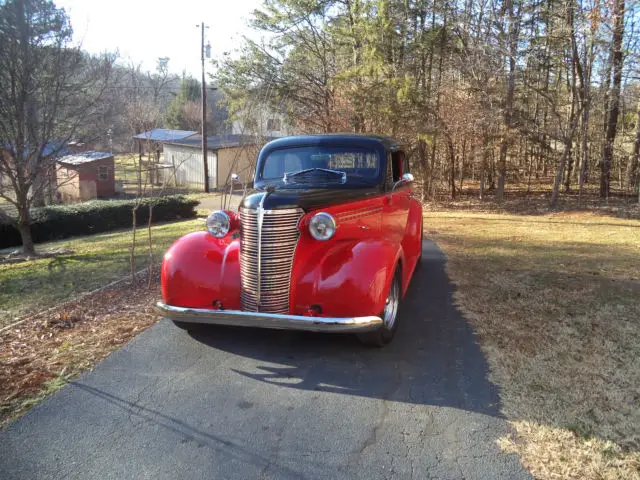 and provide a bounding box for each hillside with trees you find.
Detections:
[216,0,640,205]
